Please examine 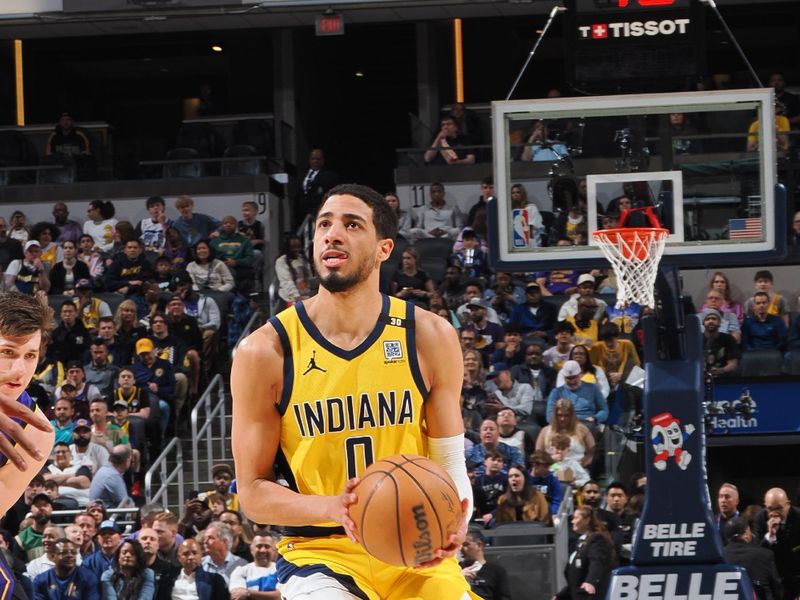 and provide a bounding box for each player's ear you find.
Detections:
[376,238,394,263]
